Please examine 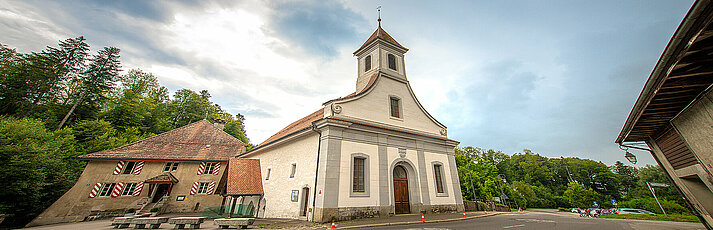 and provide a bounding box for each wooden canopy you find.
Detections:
[618,0,713,143]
